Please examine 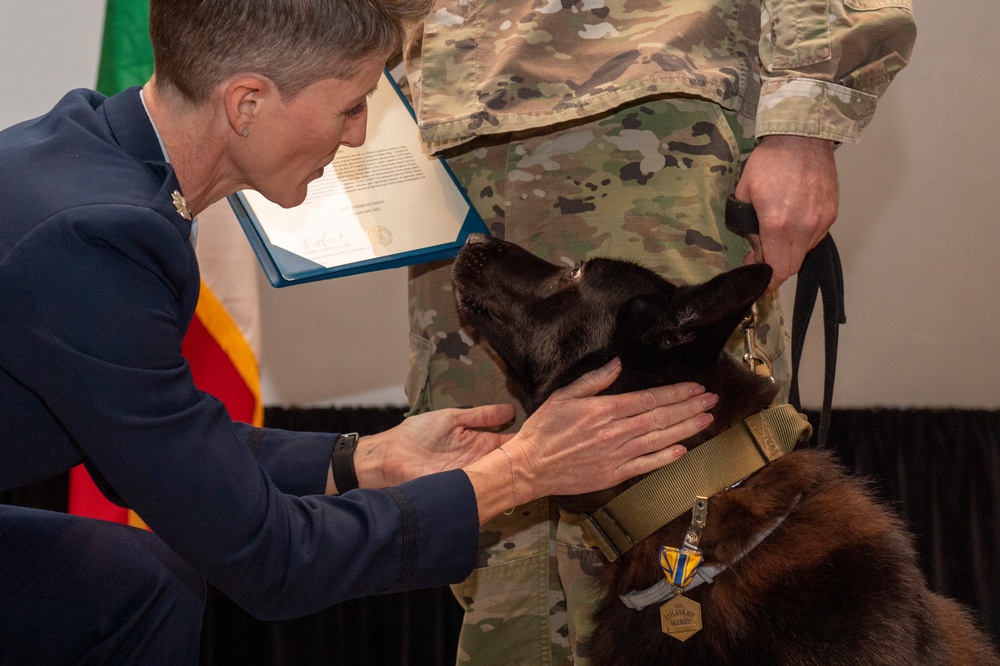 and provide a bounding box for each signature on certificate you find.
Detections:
[300,231,346,251]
